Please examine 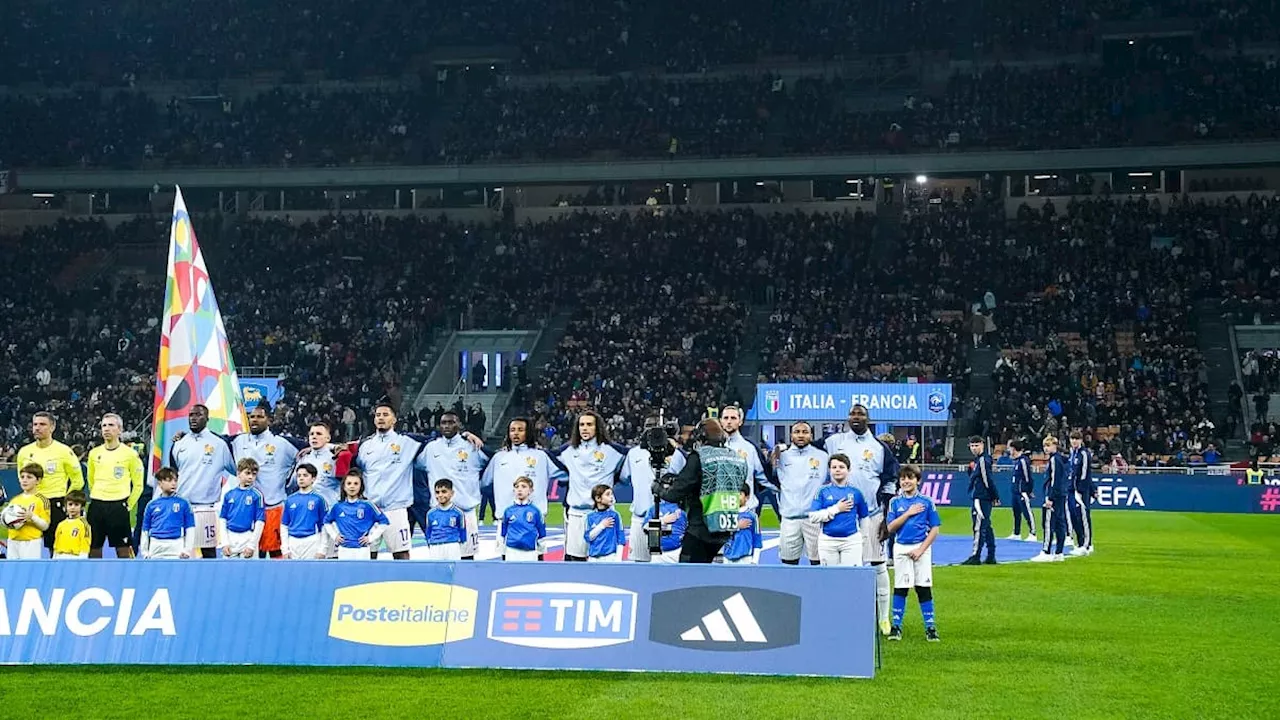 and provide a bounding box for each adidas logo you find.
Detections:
[678,592,767,643]
[650,586,801,651]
